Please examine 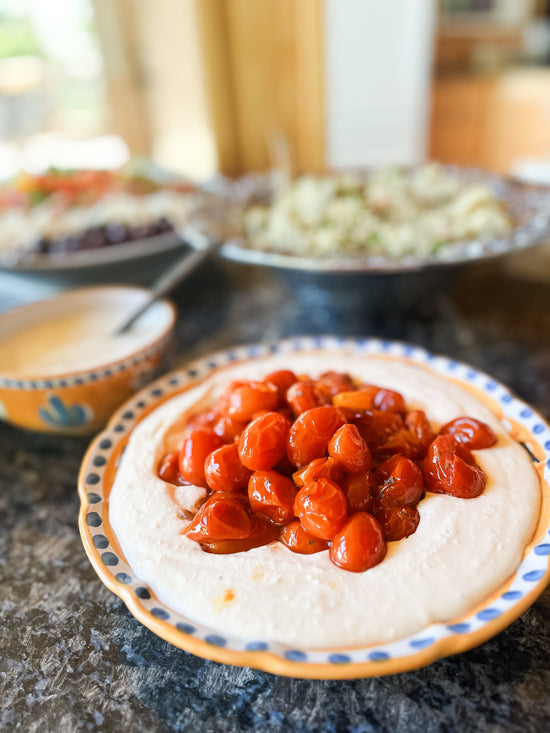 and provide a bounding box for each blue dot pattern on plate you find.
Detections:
[205,635,227,647]
[86,512,101,527]
[116,573,132,584]
[328,654,351,664]
[368,651,390,662]
[447,623,470,634]
[135,587,151,599]
[151,608,170,620]
[535,544,550,556]
[101,552,119,567]
[92,535,109,549]
[285,650,307,662]
[477,608,501,621]
[409,637,435,650]
[177,623,196,635]
[245,641,268,652]
[87,493,101,504]
[523,569,545,582]
[502,591,523,601]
